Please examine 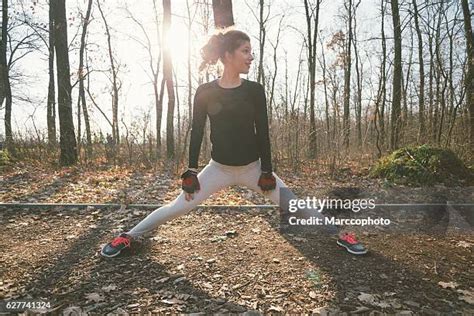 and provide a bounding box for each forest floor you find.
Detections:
[0,161,473,315]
